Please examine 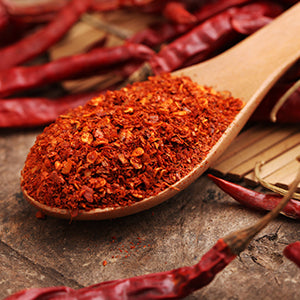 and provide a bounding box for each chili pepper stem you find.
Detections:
[122,62,153,86]
[81,13,132,40]
[270,79,300,122]
[254,161,300,200]
[224,156,300,255]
